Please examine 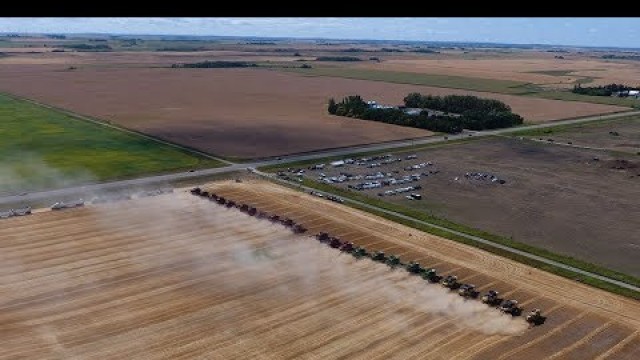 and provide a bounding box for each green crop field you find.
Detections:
[0,94,224,195]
